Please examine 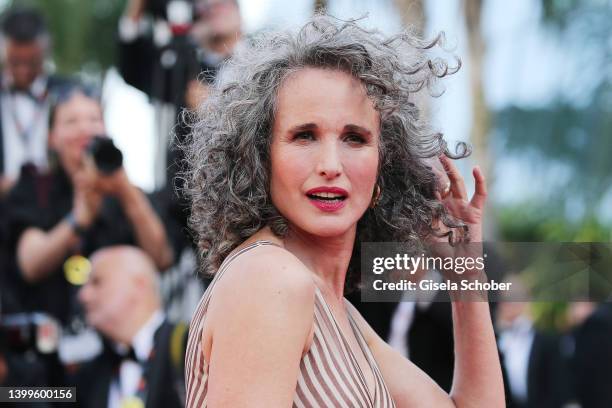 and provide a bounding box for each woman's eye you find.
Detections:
[344,133,366,144]
[293,131,315,141]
